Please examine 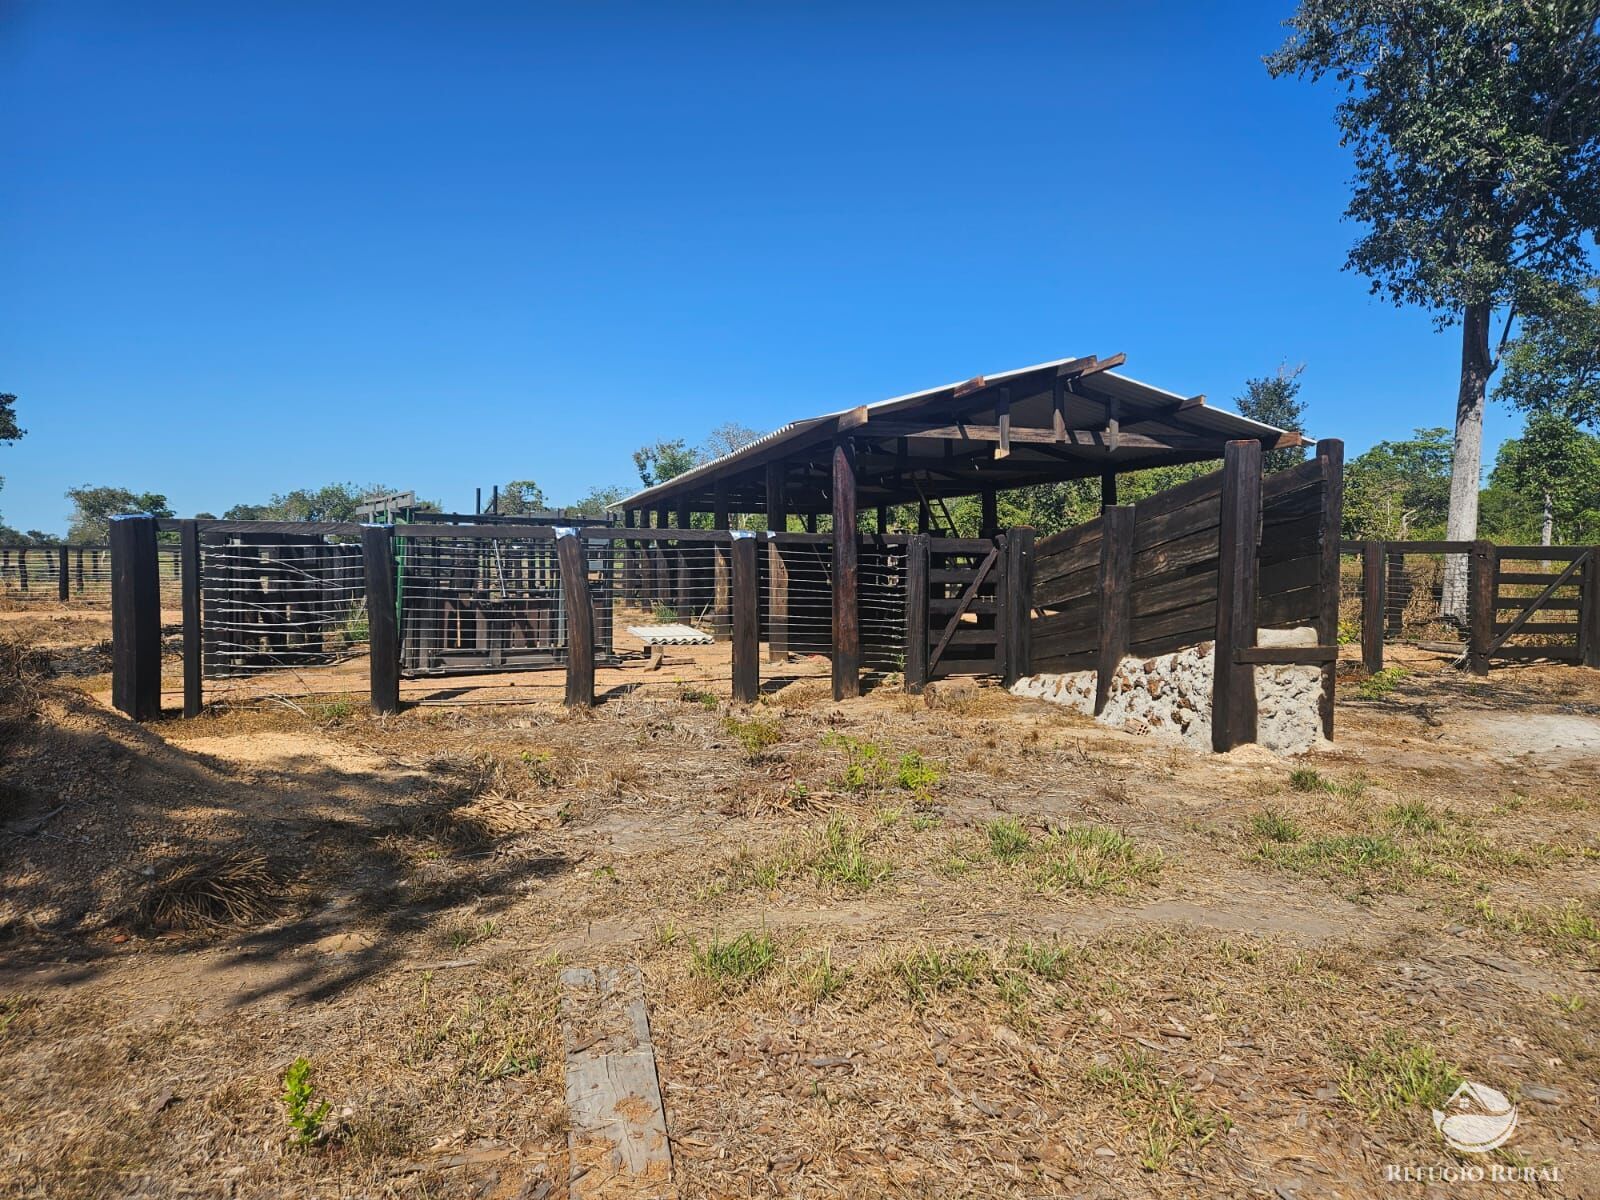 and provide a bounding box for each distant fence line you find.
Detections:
[0,543,181,603]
